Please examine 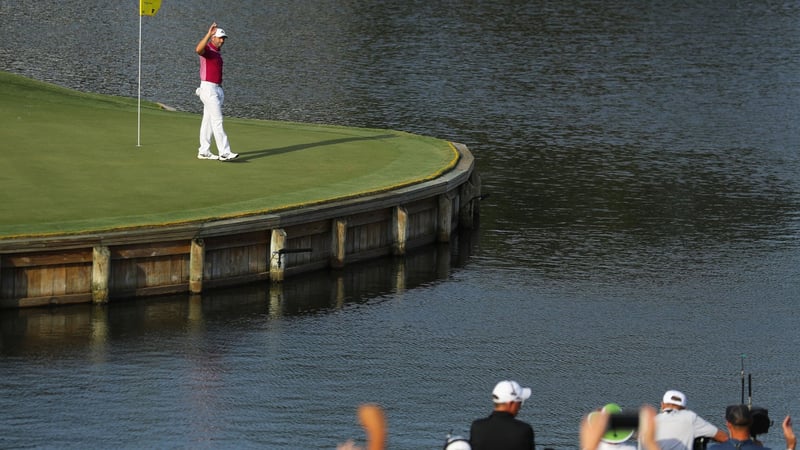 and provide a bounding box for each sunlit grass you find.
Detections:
[0,72,458,237]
